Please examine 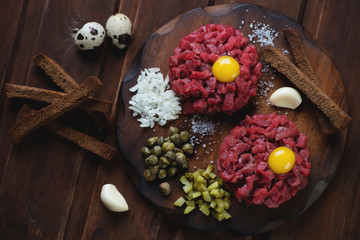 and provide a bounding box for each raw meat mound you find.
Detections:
[217,113,311,208]
[168,24,262,115]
